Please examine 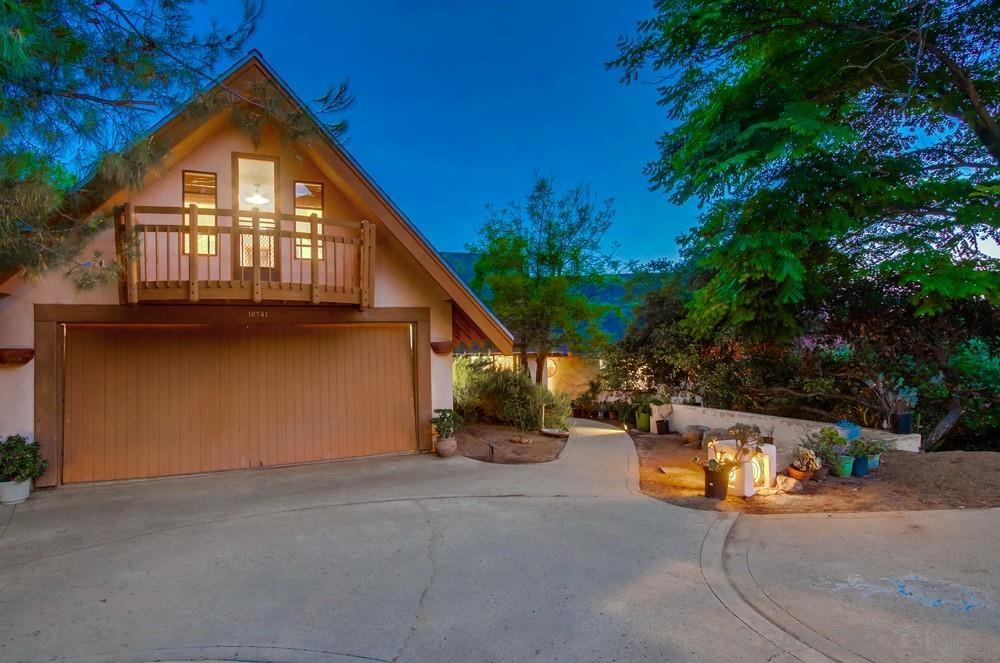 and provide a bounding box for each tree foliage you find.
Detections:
[606,261,999,449]
[0,0,352,285]
[469,175,620,383]
[612,0,999,339]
